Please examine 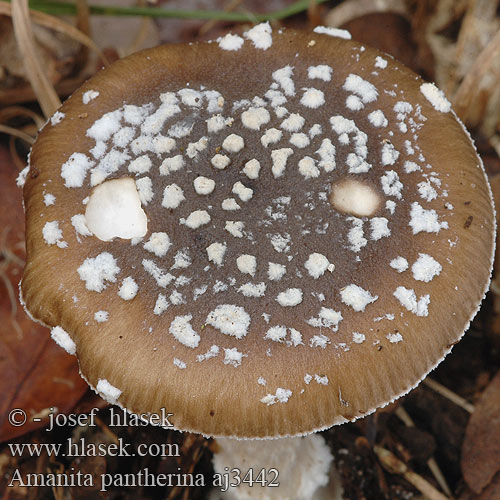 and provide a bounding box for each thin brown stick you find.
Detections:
[0,260,23,340]
[0,248,25,269]
[126,0,156,55]
[325,0,408,27]
[199,0,243,36]
[0,270,18,318]
[11,0,61,118]
[8,135,29,171]
[307,0,322,26]
[490,135,500,159]
[0,76,87,107]
[74,0,91,71]
[75,0,90,36]
[395,406,453,497]
[0,105,45,130]
[0,226,25,325]
[423,377,475,414]
[374,446,451,500]
[0,123,35,144]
